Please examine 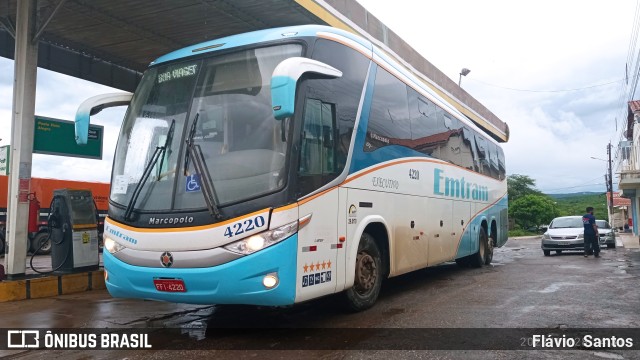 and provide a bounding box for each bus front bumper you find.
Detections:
[103,234,298,306]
